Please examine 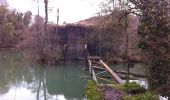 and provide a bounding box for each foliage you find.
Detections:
[98,0,170,97]
[28,15,44,47]
[84,80,104,100]
[123,92,158,100]
[109,0,170,97]
[122,82,146,94]
[23,11,32,26]
[0,5,32,48]
[134,0,170,97]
